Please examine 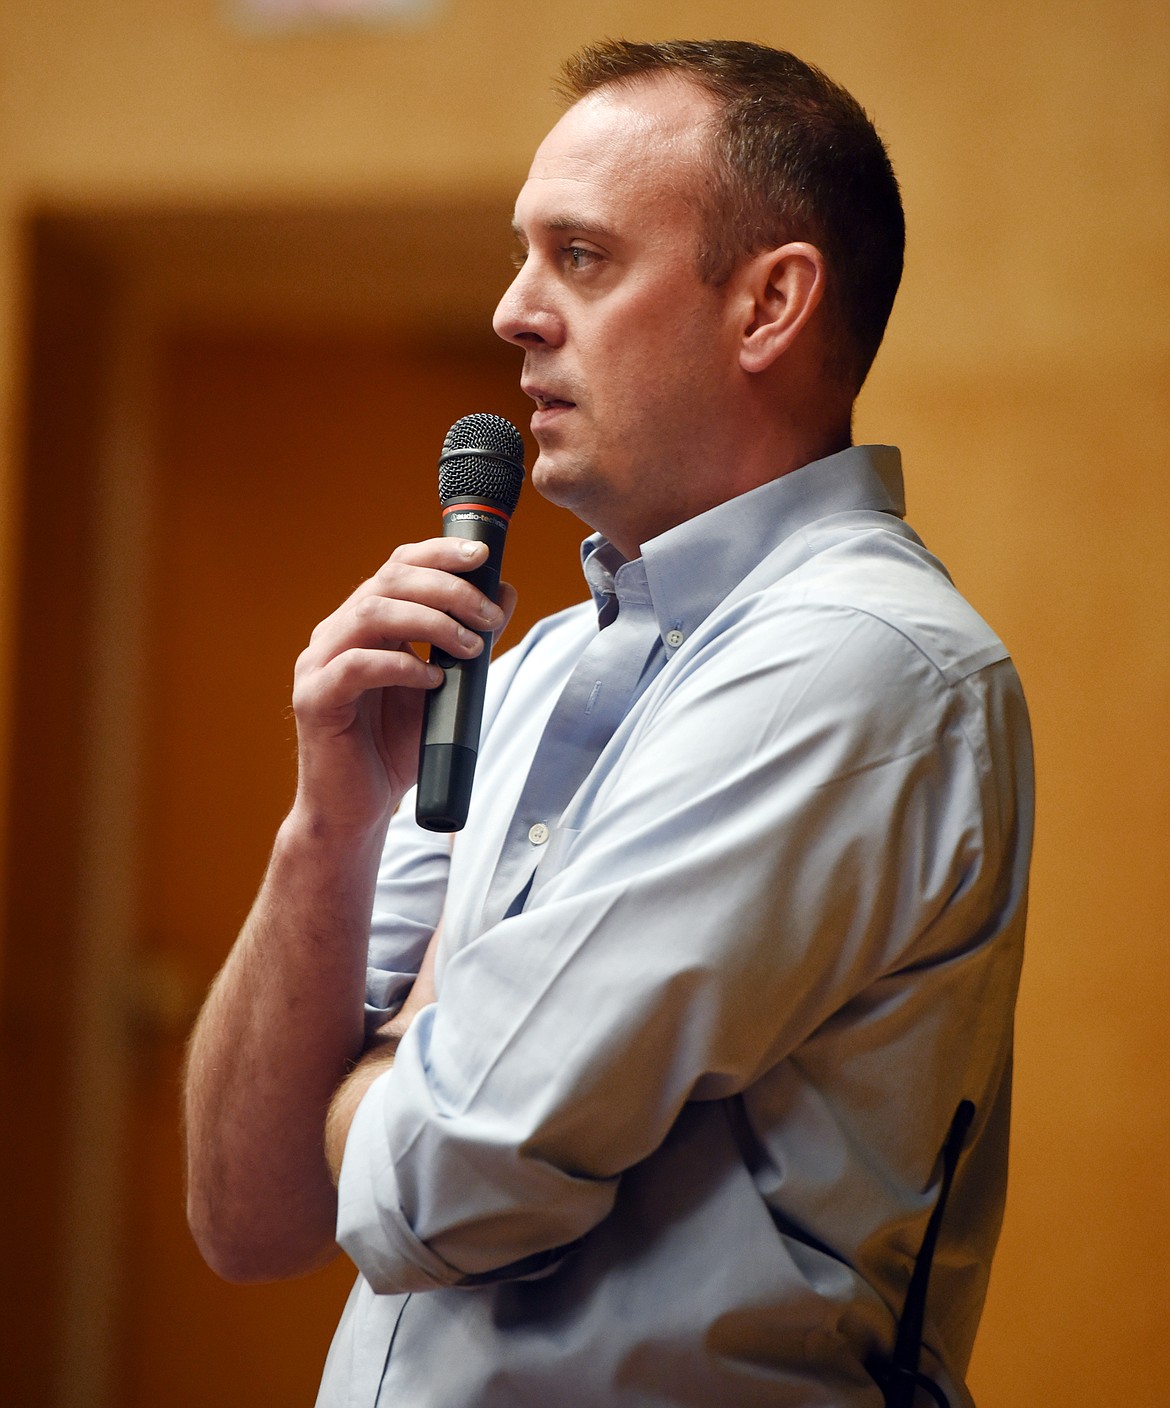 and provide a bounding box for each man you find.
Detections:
[185,39,1033,1408]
